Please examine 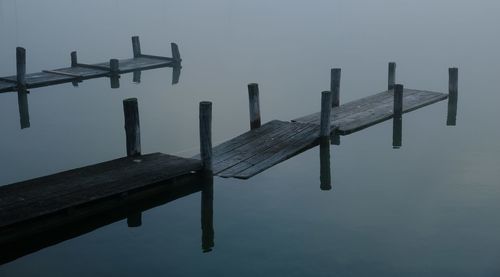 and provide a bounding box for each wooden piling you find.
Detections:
[320,91,333,137]
[319,137,332,191]
[123,98,141,157]
[16,47,26,89]
[110,59,120,89]
[71,51,78,67]
[171,43,181,61]
[330,68,341,107]
[199,101,213,172]
[388,62,396,91]
[447,68,458,126]
[132,36,141,58]
[248,83,261,130]
[393,84,403,117]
